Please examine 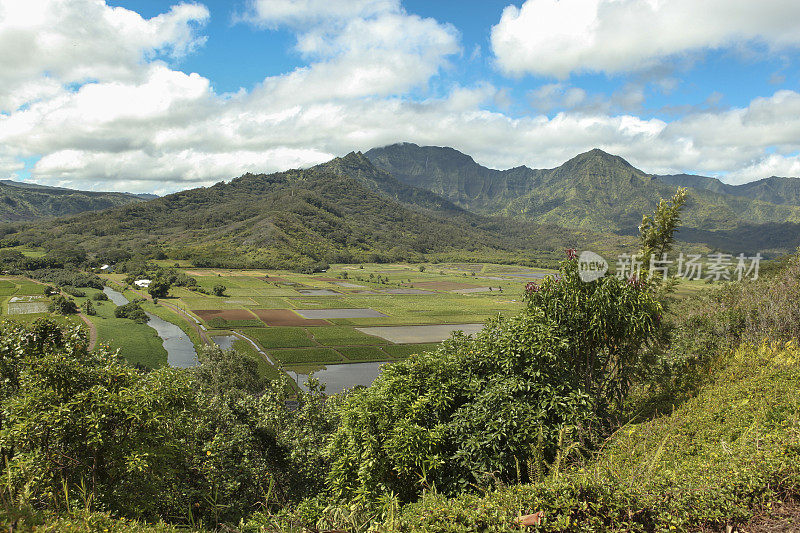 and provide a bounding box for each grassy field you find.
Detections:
[0,276,83,329]
[73,288,168,368]
[3,263,710,388]
[271,347,345,364]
